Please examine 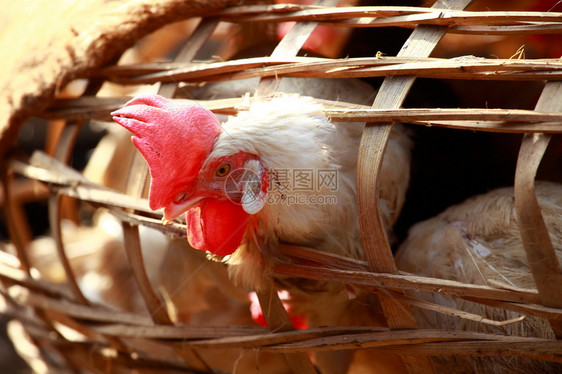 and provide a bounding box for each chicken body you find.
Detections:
[209,91,411,373]
[195,78,412,288]
[112,77,412,373]
[396,181,562,373]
